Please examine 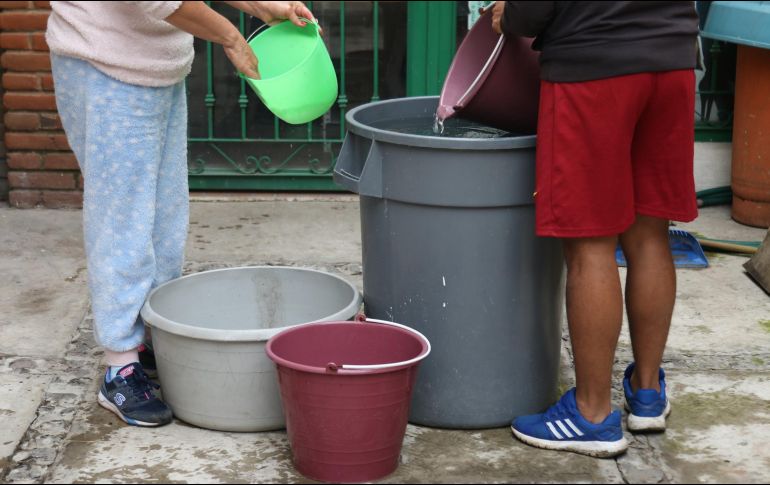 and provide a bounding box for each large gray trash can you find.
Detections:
[334,97,565,429]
